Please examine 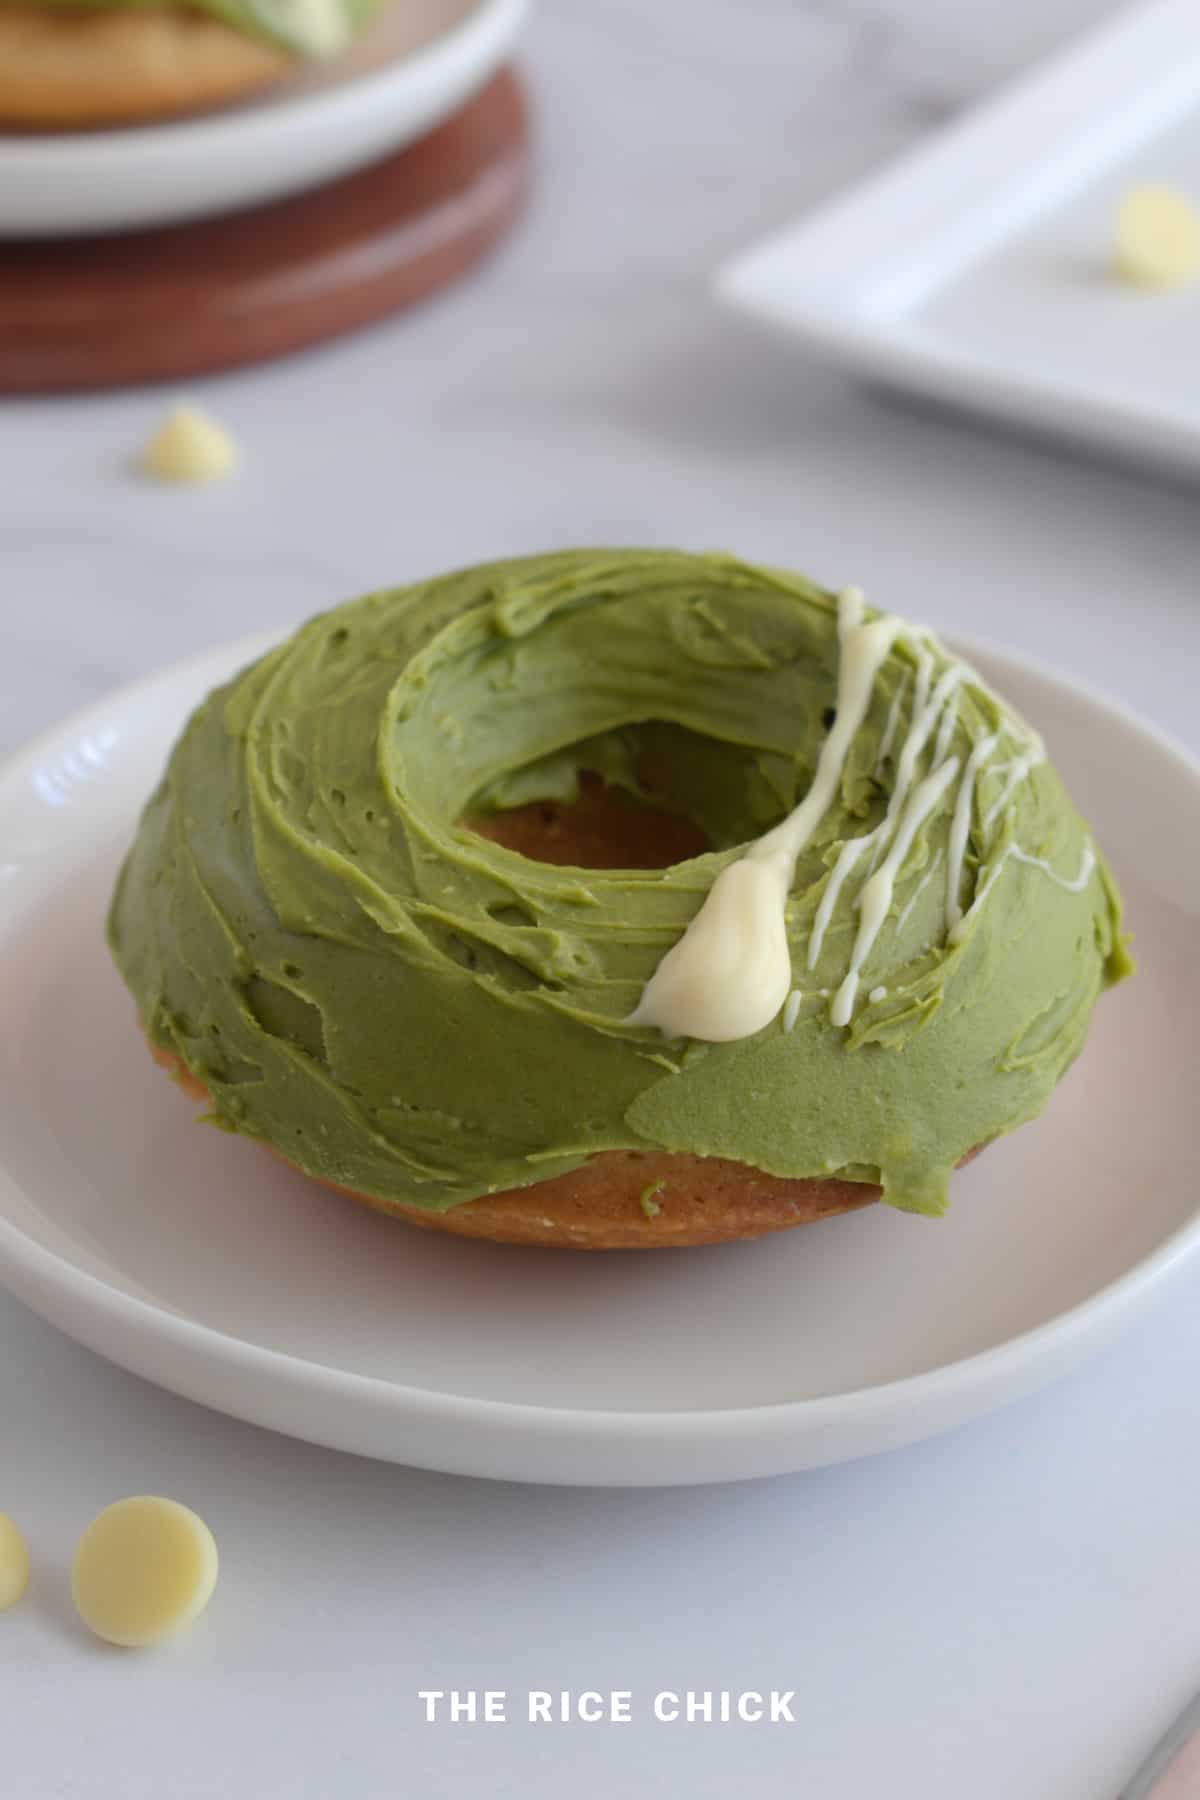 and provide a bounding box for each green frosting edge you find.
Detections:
[107,549,1131,1219]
